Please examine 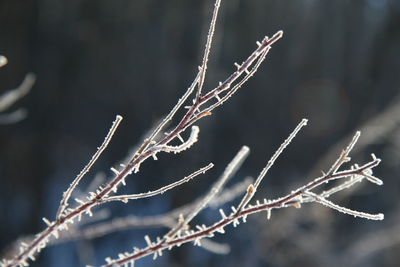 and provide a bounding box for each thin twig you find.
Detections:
[44,178,253,244]
[304,191,383,220]
[0,73,36,113]
[310,95,400,177]
[2,25,283,267]
[101,145,383,266]
[236,119,307,213]
[196,0,221,99]
[164,146,250,241]
[142,72,201,154]
[56,115,123,218]
[100,163,214,203]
